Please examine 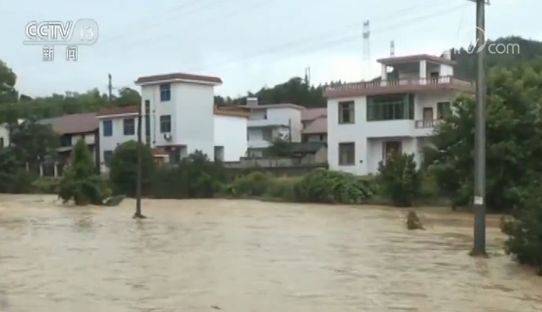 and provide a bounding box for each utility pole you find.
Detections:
[108,73,113,105]
[134,103,145,219]
[472,0,488,256]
